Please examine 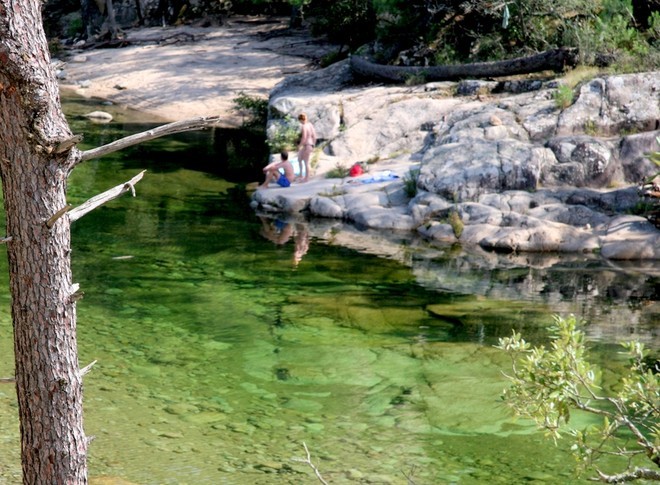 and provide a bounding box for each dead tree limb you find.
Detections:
[78,116,219,163]
[596,467,660,483]
[292,442,328,485]
[69,170,146,223]
[350,48,579,83]
[79,360,97,377]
